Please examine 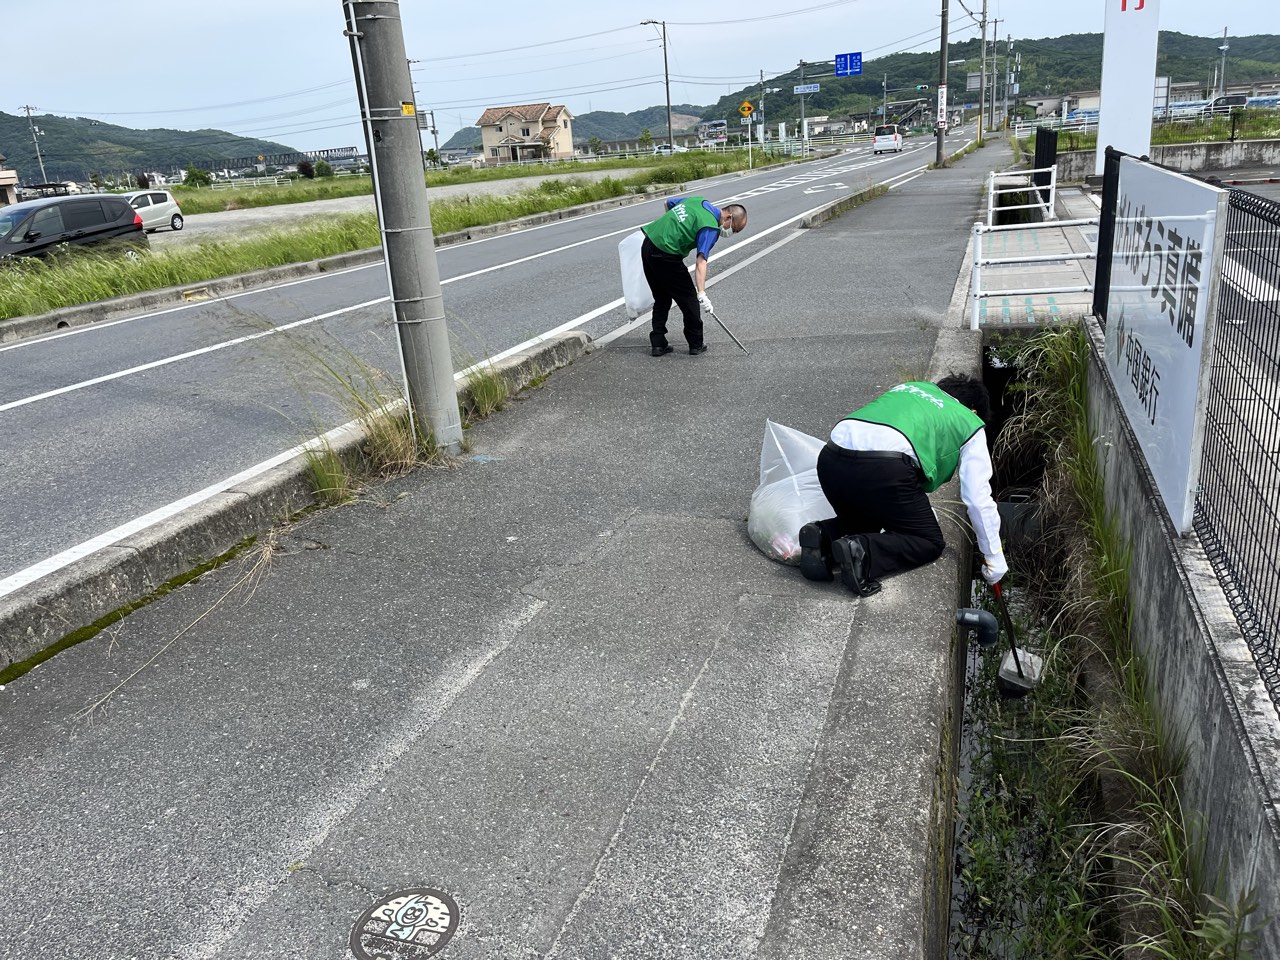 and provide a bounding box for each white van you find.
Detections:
[873,124,904,154]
